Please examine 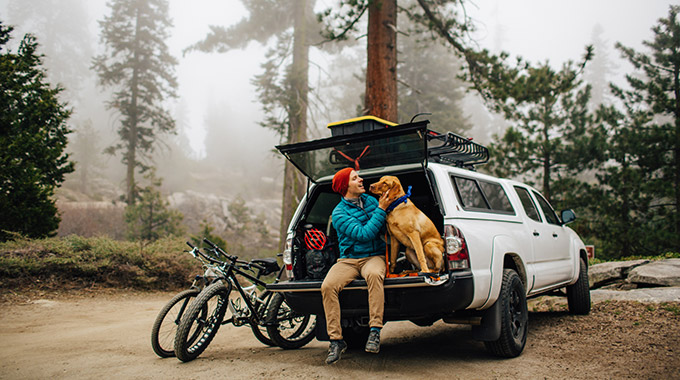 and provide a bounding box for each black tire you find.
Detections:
[249,292,276,347]
[174,281,230,362]
[484,269,528,358]
[265,293,316,349]
[567,257,591,315]
[151,288,202,358]
[251,323,275,346]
